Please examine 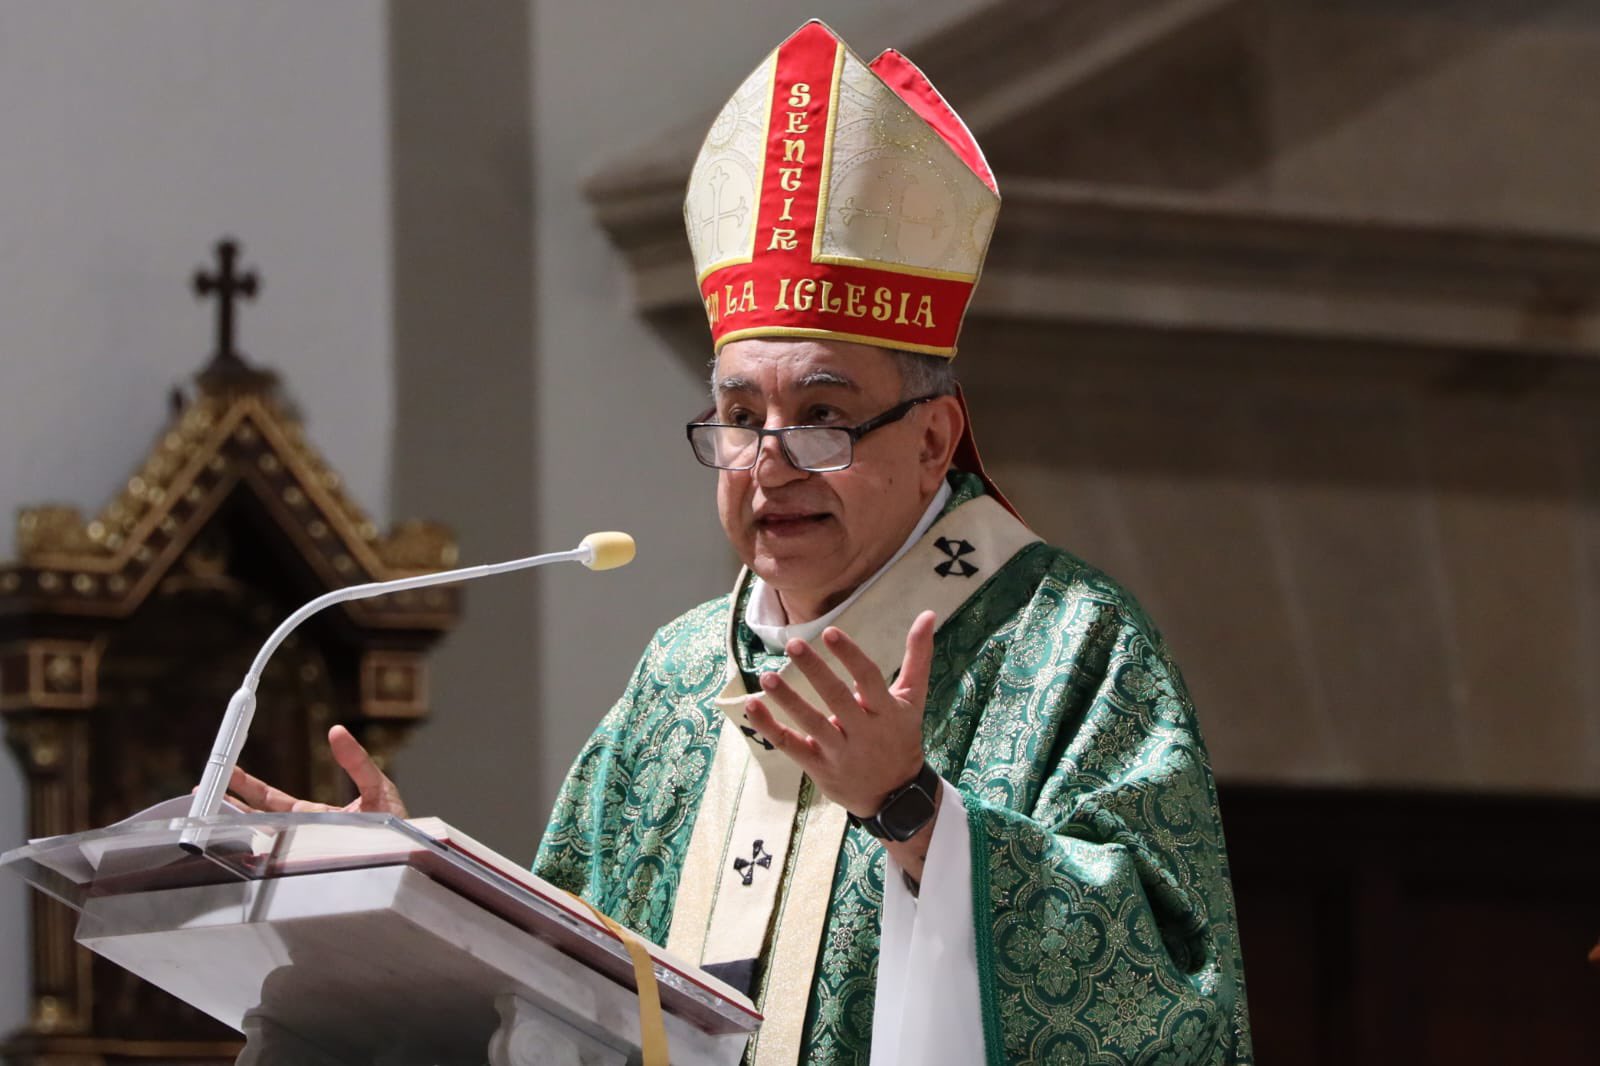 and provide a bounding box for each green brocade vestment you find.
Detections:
[534,474,1253,1064]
